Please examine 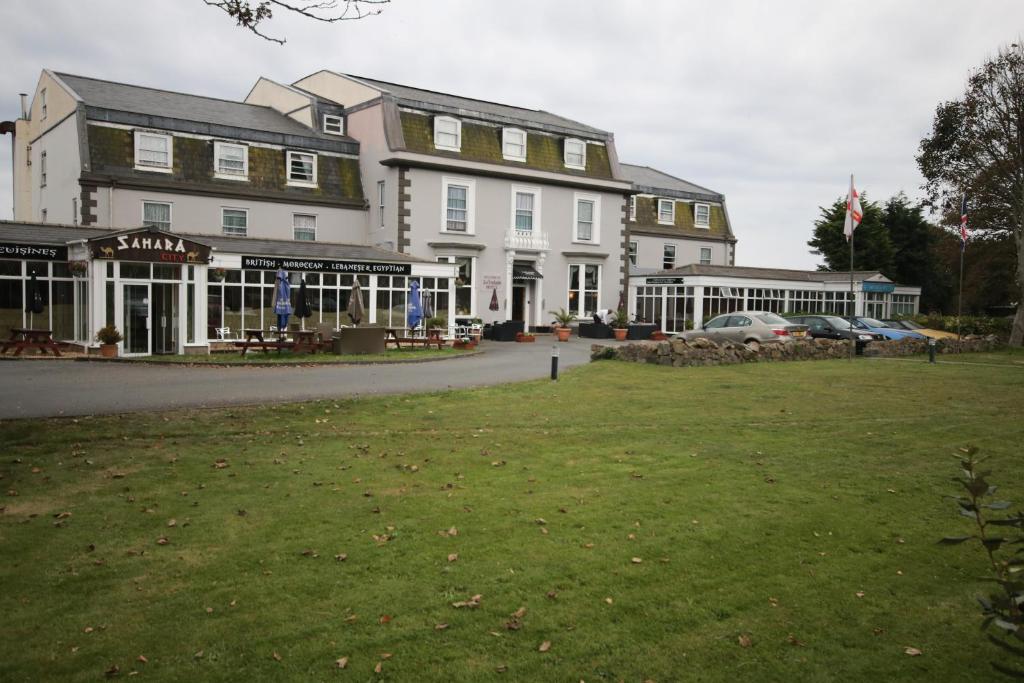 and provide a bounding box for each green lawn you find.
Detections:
[116,347,468,365]
[1,354,1023,681]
